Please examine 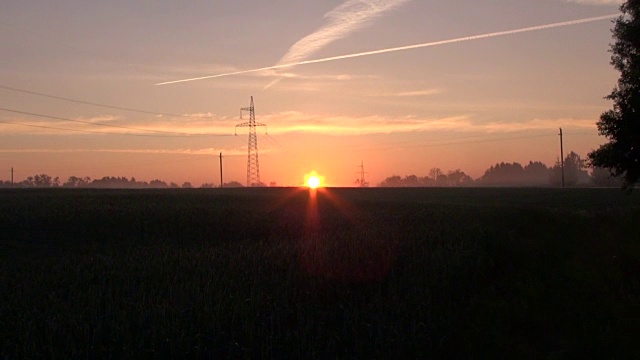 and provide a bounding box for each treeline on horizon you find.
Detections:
[380,151,622,188]
[0,175,246,189]
[0,151,624,189]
